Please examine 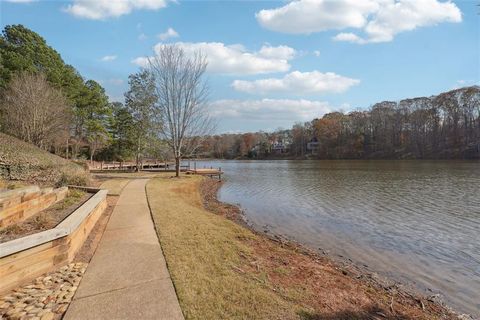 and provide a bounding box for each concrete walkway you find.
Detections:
[65,179,184,320]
